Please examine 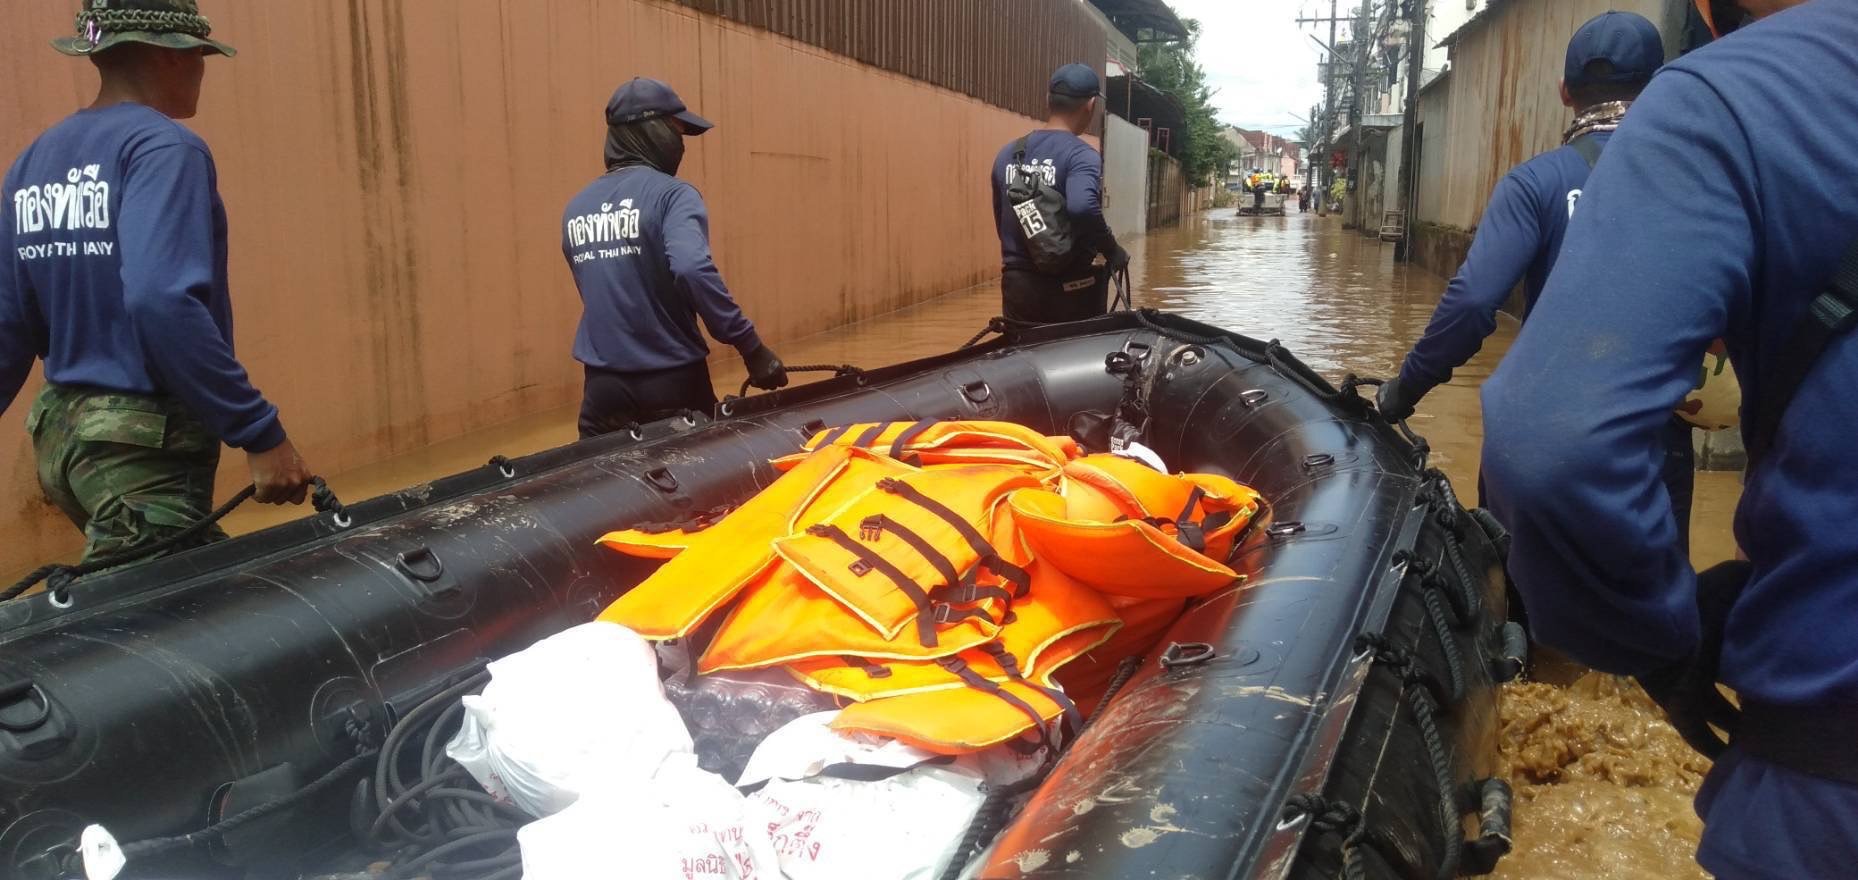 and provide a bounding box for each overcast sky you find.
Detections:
[1167,0,1342,137]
